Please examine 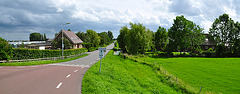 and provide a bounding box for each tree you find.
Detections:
[43,33,47,41]
[168,15,204,53]
[0,37,13,61]
[117,26,129,53]
[68,29,71,31]
[168,15,191,52]
[86,30,100,47]
[99,32,111,45]
[76,31,89,42]
[154,26,168,51]
[51,38,72,49]
[107,31,113,40]
[209,14,237,45]
[30,32,46,41]
[117,23,153,54]
[187,21,205,53]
